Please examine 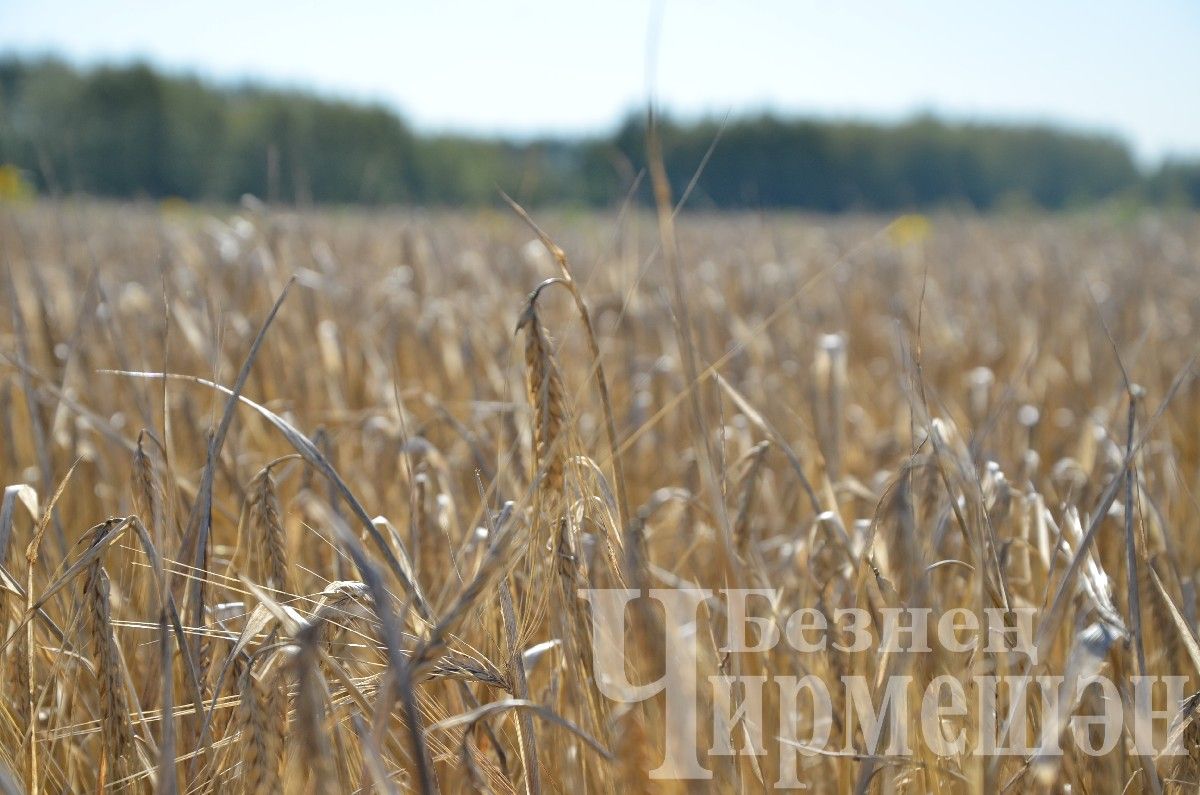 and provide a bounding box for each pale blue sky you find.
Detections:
[1,0,1197,162]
